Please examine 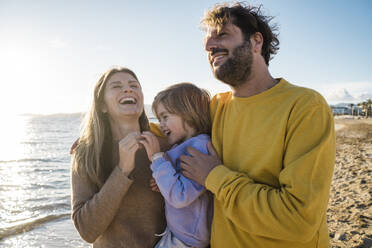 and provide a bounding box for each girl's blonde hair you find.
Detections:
[72,67,149,187]
[152,82,211,135]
